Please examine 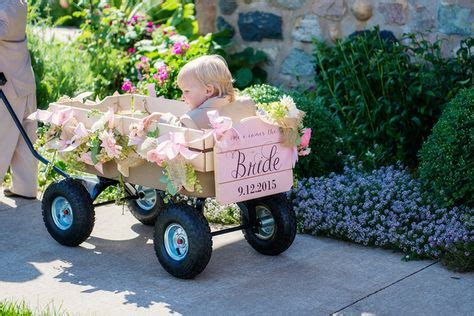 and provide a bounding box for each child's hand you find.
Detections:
[142,112,163,128]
